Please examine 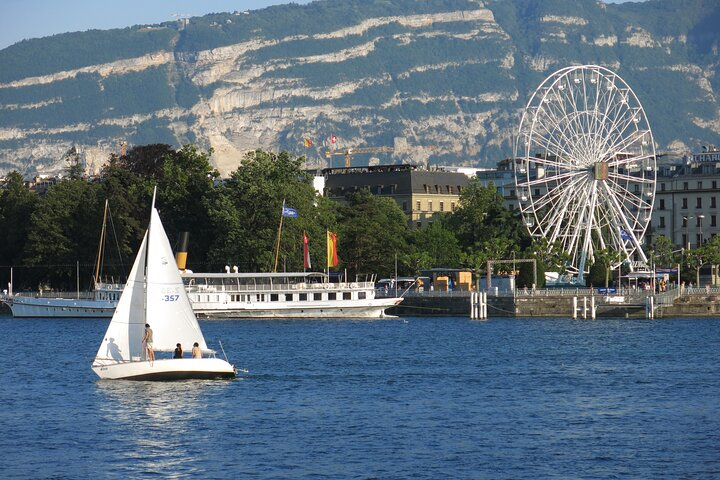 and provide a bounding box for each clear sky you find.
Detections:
[0,0,633,51]
[0,0,311,50]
